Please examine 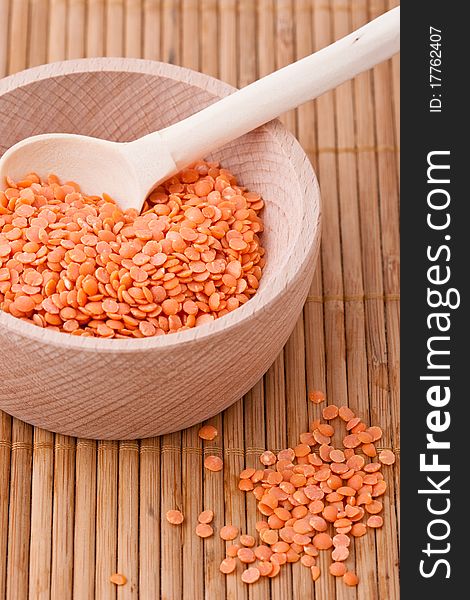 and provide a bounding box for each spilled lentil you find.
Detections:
[187,393,396,588]
[166,509,184,525]
[0,162,265,337]
[212,394,396,588]
[198,425,218,441]
[109,573,127,586]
